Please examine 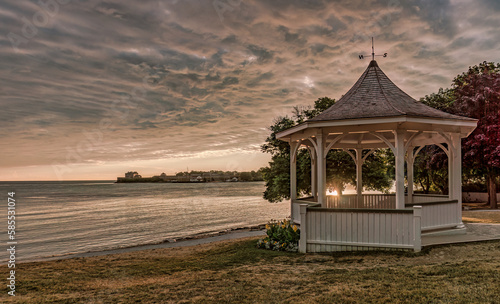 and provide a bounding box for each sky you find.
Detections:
[1,0,499,181]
